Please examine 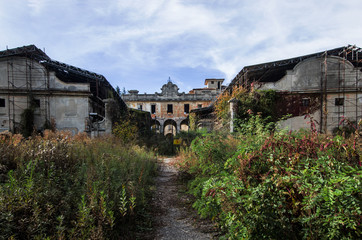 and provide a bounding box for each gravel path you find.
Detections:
[153,157,217,240]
